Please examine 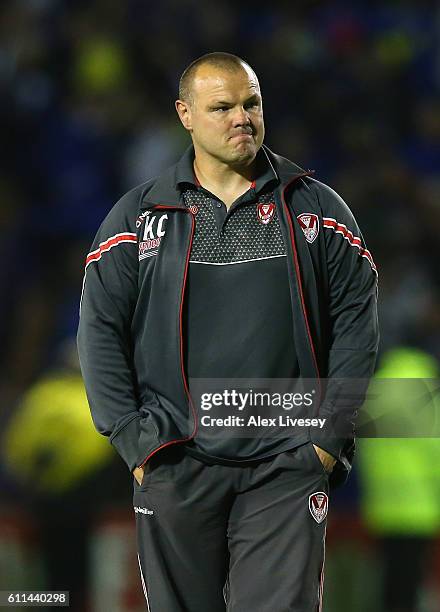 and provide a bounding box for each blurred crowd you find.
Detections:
[0,0,439,610]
